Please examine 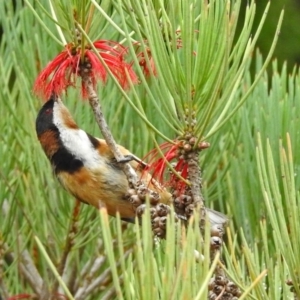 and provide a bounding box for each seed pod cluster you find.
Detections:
[135,202,171,238]
[75,28,82,45]
[178,134,211,158]
[208,275,241,299]
[173,187,206,223]
[207,204,236,298]
[79,57,92,74]
[173,191,193,217]
[171,135,210,221]
[210,224,226,258]
[126,181,171,238]
[286,279,299,298]
[127,183,161,209]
